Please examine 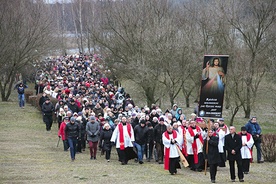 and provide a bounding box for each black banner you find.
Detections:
[198,55,229,118]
